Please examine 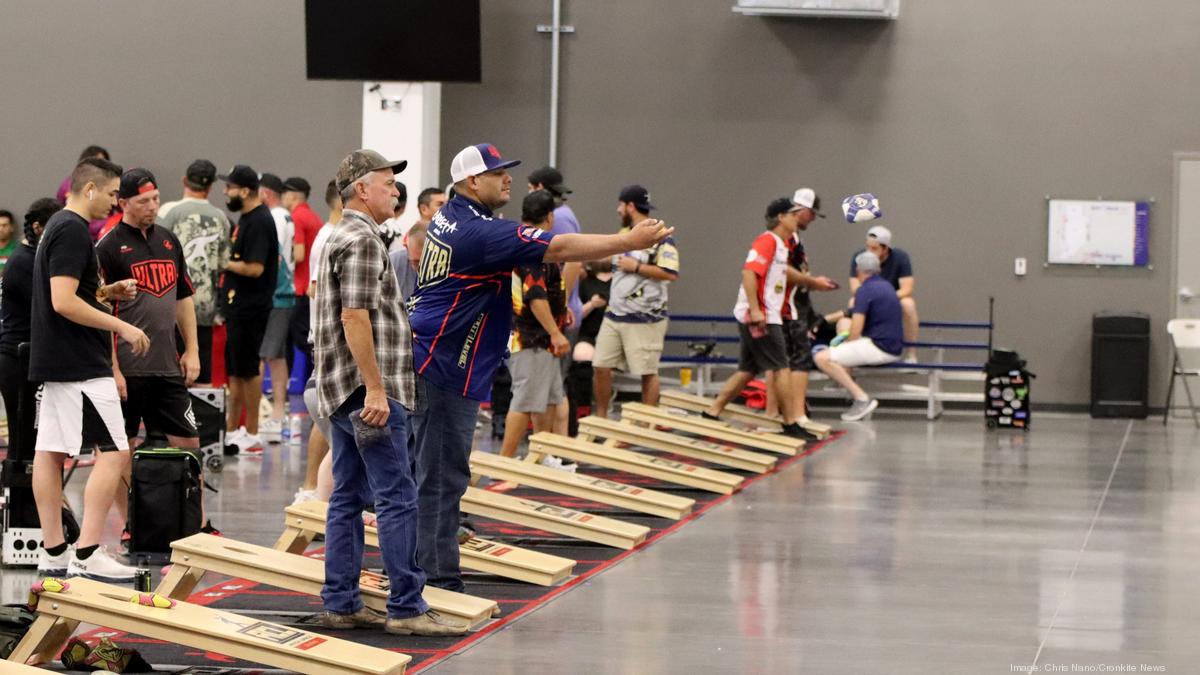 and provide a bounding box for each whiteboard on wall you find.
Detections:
[1046,199,1150,266]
